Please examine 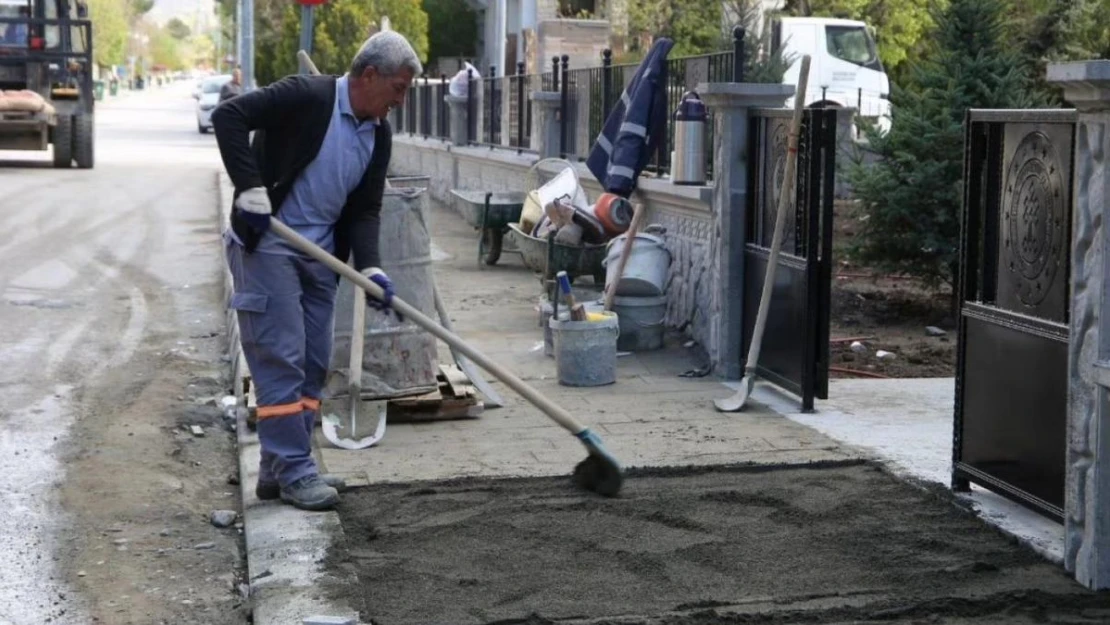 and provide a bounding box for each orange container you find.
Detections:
[594,193,634,237]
